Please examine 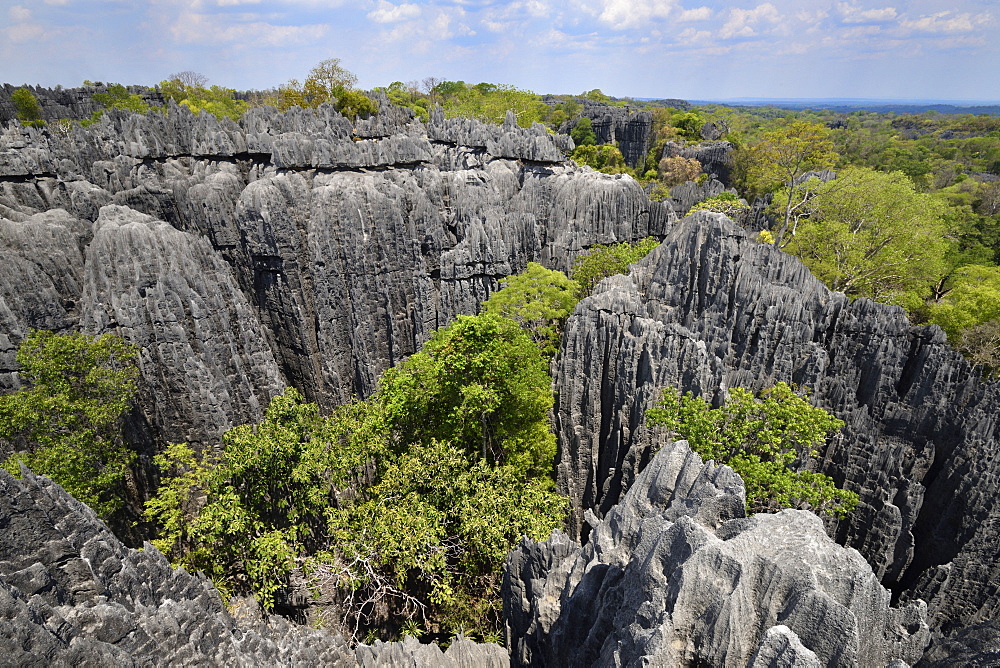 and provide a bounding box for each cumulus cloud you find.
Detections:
[597,0,678,29]
[9,5,32,21]
[719,2,779,39]
[837,2,897,24]
[901,11,986,34]
[677,6,712,22]
[368,1,421,24]
[170,11,329,45]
